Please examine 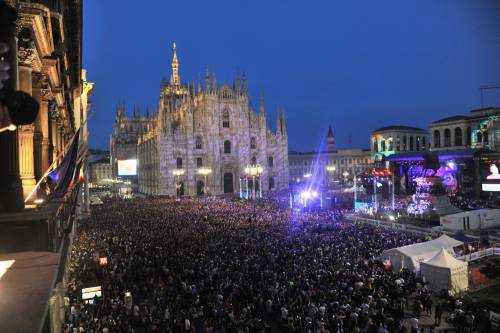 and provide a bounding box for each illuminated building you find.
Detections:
[110,105,151,179]
[89,158,112,185]
[288,126,373,186]
[430,107,500,151]
[136,43,289,196]
[371,126,428,161]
